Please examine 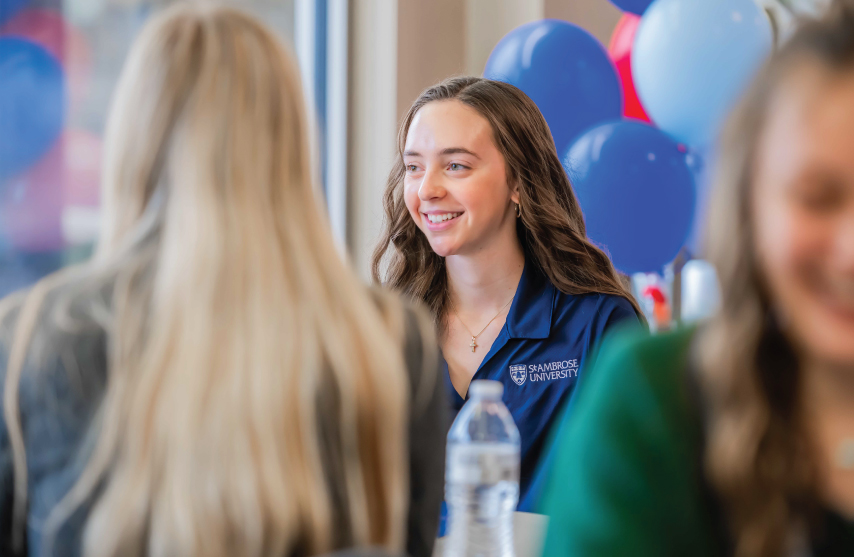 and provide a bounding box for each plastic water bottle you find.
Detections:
[681,259,721,323]
[444,380,521,557]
